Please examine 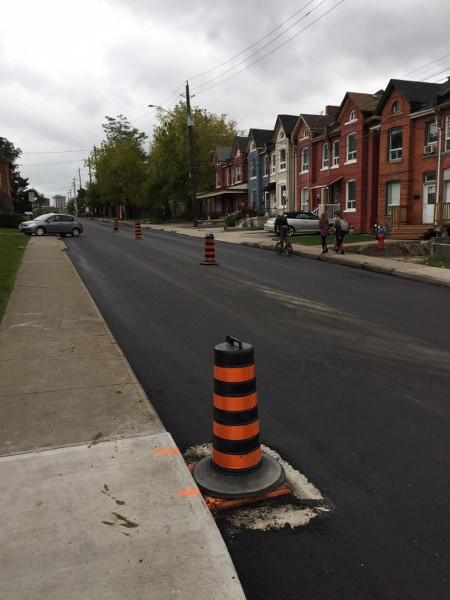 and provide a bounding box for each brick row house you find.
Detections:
[197,136,248,217]
[374,79,450,238]
[196,76,450,236]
